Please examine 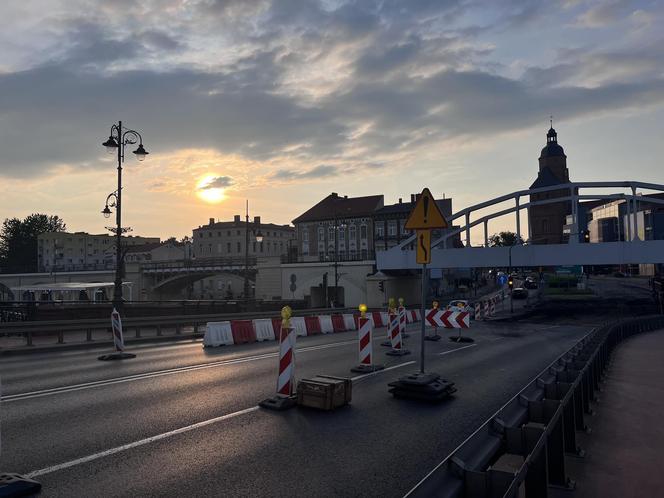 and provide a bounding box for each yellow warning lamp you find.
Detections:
[432,300,439,309]
[398,297,404,307]
[281,305,292,328]
[388,297,396,313]
[359,303,368,318]
[508,276,514,290]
